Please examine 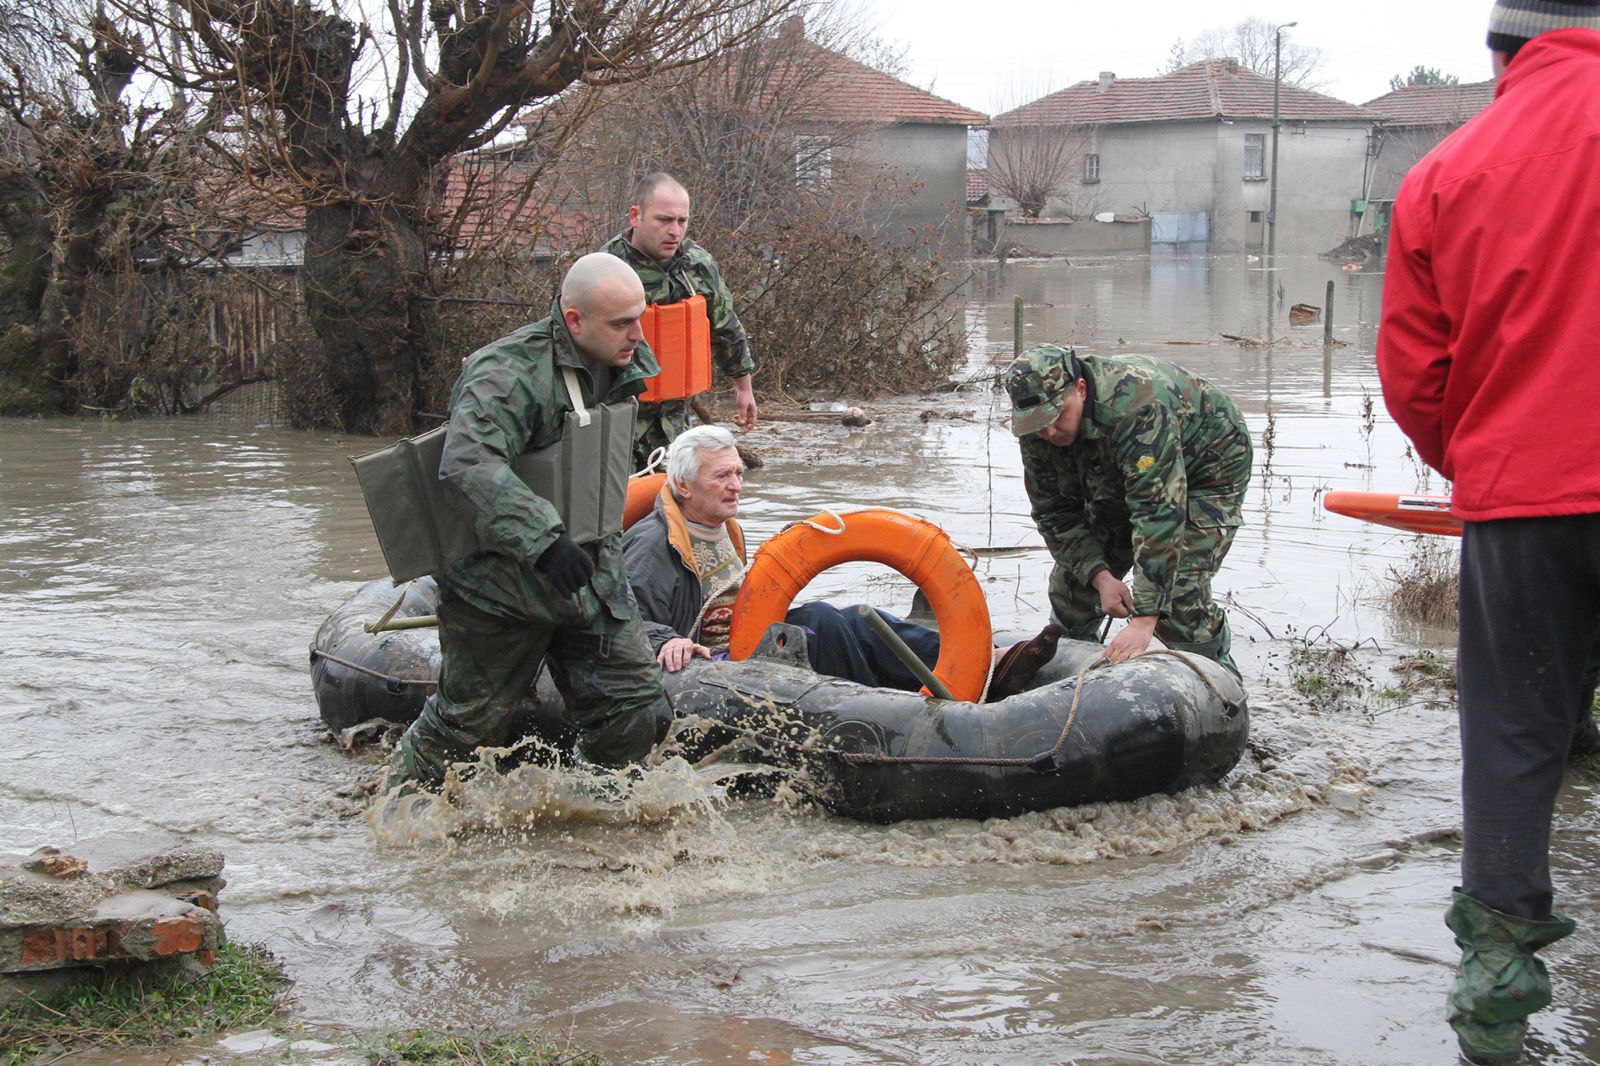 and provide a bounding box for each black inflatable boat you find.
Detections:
[311,578,1249,823]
